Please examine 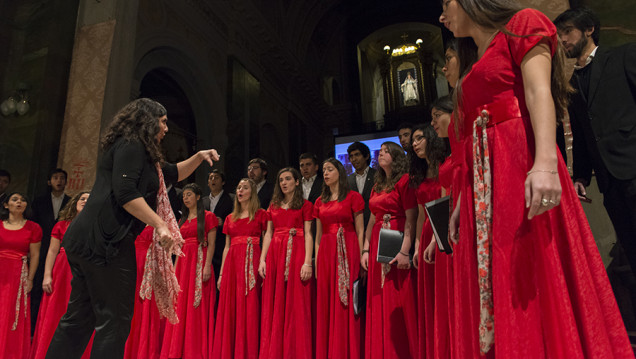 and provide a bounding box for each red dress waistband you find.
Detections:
[231,235,261,246]
[323,222,355,234]
[0,249,26,260]
[274,227,304,237]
